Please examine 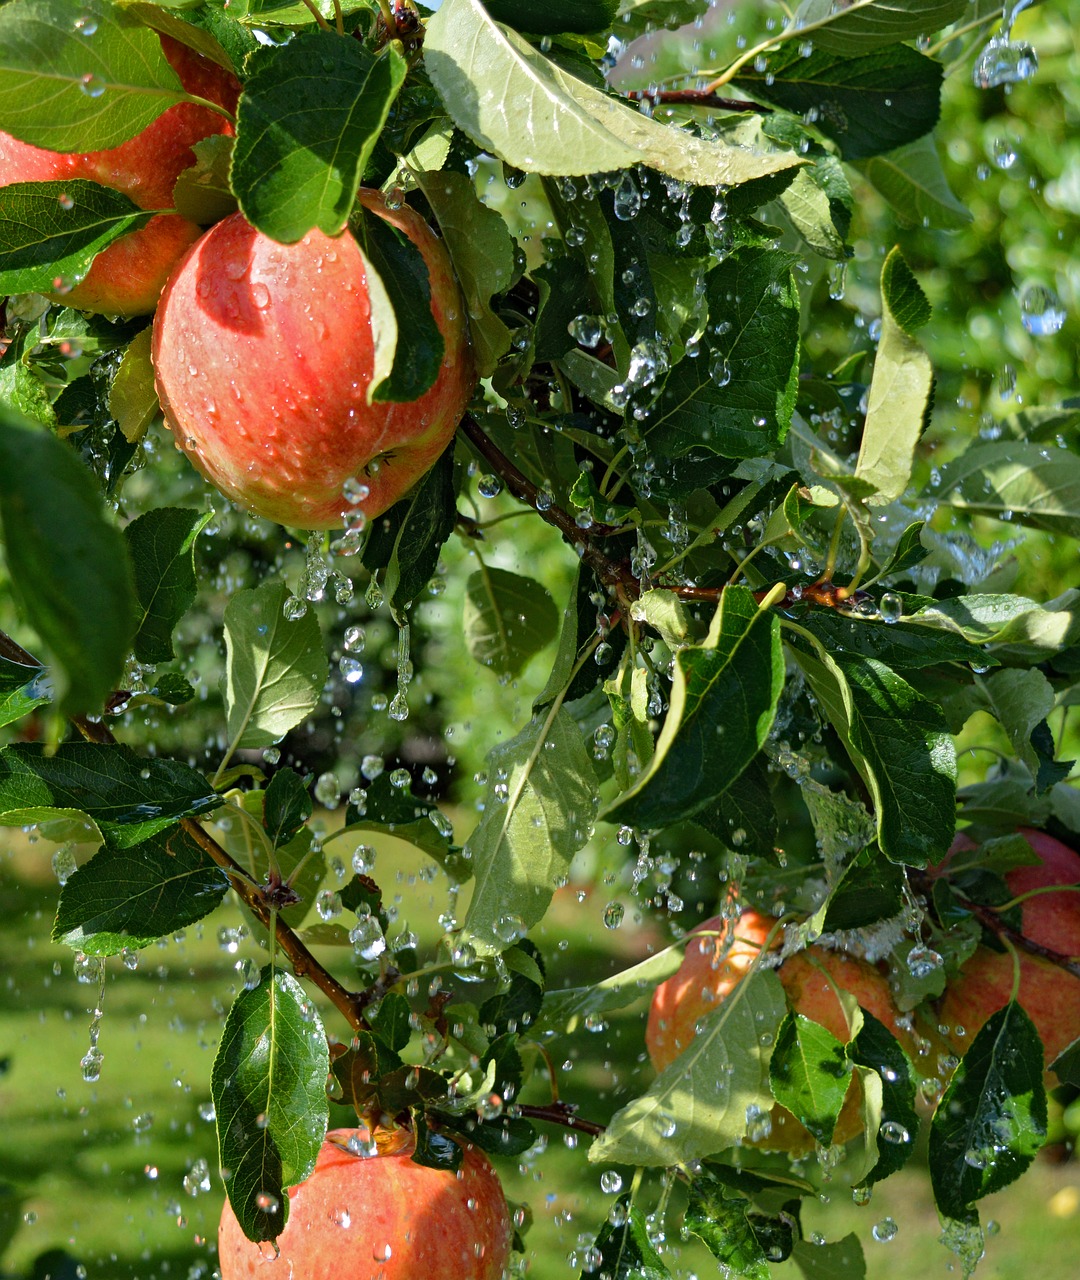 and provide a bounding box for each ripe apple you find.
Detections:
[0,35,239,315]
[647,910,915,1151]
[217,1128,513,1280]
[151,191,474,530]
[934,827,1080,1080]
